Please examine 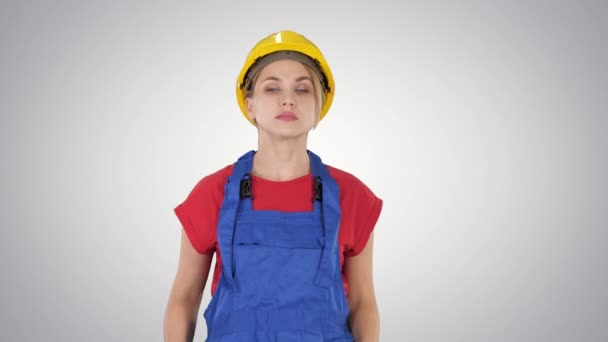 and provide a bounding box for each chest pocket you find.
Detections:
[231,214,328,312]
